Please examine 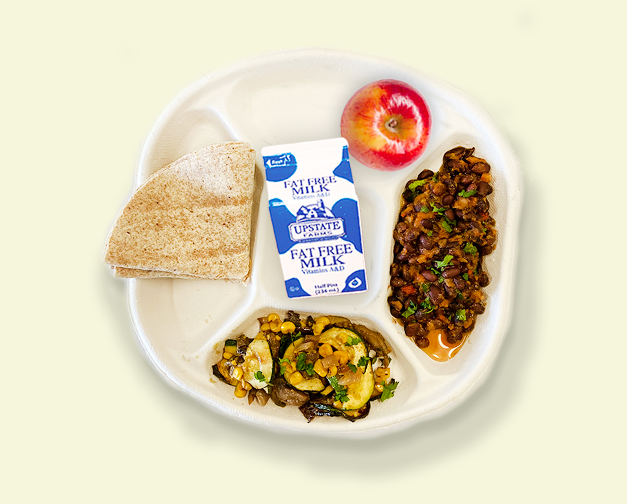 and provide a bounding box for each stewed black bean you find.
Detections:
[432,182,447,196]
[478,181,492,196]
[441,267,461,278]
[428,285,443,304]
[471,162,490,174]
[388,146,498,358]
[418,169,434,180]
[390,276,406,288]
[403,227,418,242]
[442,194,454,206]
[421,270,438,282]
[416,337,430,348]
[418,234,434,250]
[453,277,466,290]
